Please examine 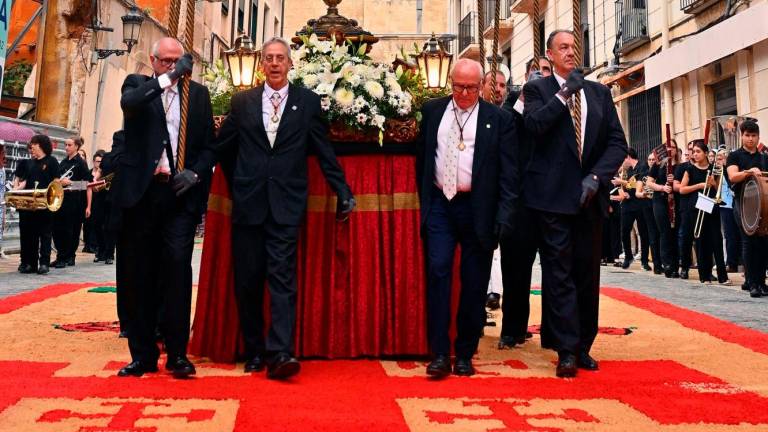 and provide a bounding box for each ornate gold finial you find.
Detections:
[293,0,378,48]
